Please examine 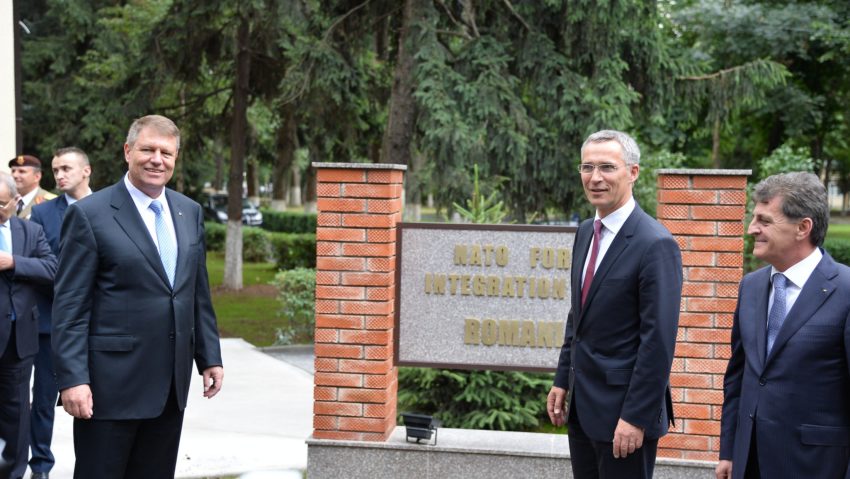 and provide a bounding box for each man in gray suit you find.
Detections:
[717,172,850,478]
[52,115,224,478]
